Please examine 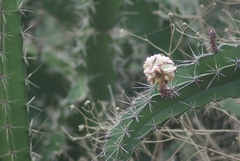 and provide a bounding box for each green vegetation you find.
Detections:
[1,0,240,161]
